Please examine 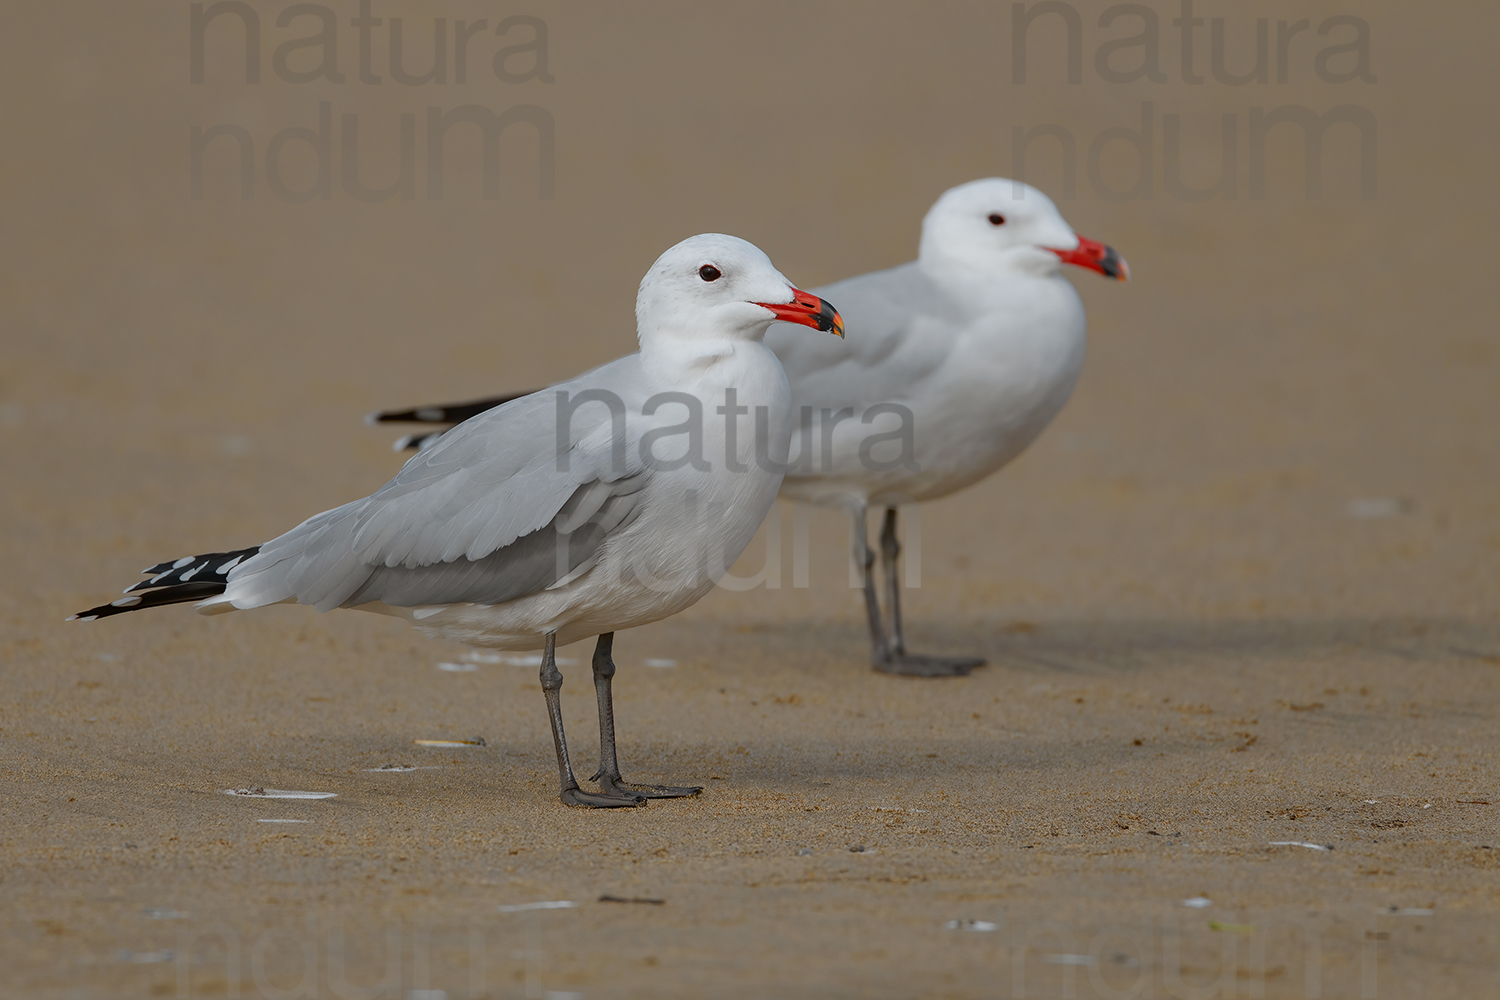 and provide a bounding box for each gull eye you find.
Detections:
[988,213,1006,226]
[698,264,722,282]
